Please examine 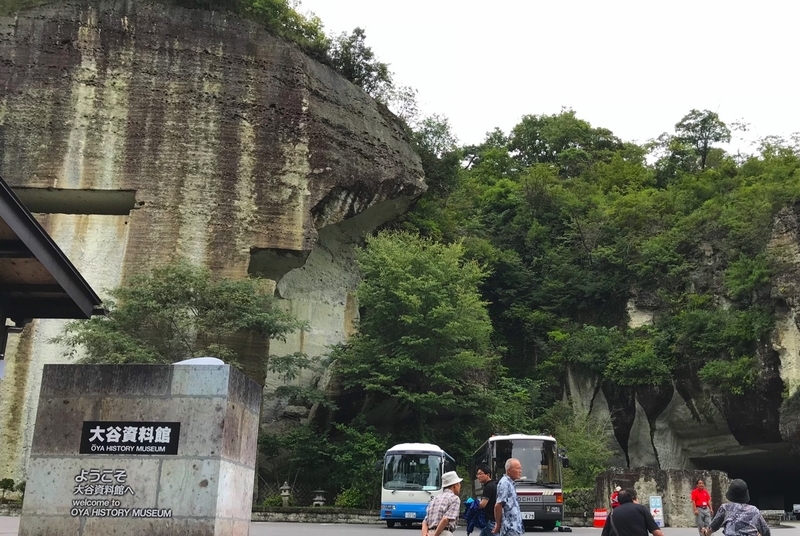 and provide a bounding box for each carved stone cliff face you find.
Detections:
[568,203,800,509]
[0,0,424,479]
